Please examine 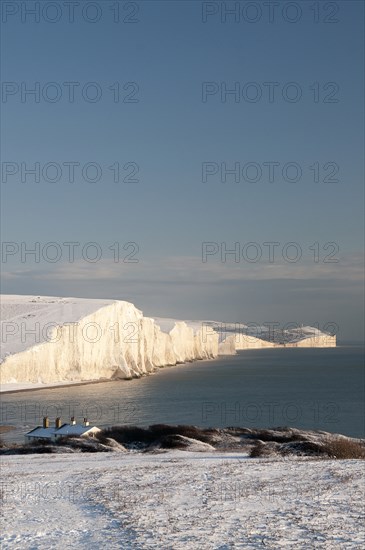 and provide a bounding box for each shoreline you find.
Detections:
[0,377,117,395]
[0,355,219,394]
[1,345,346,395]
